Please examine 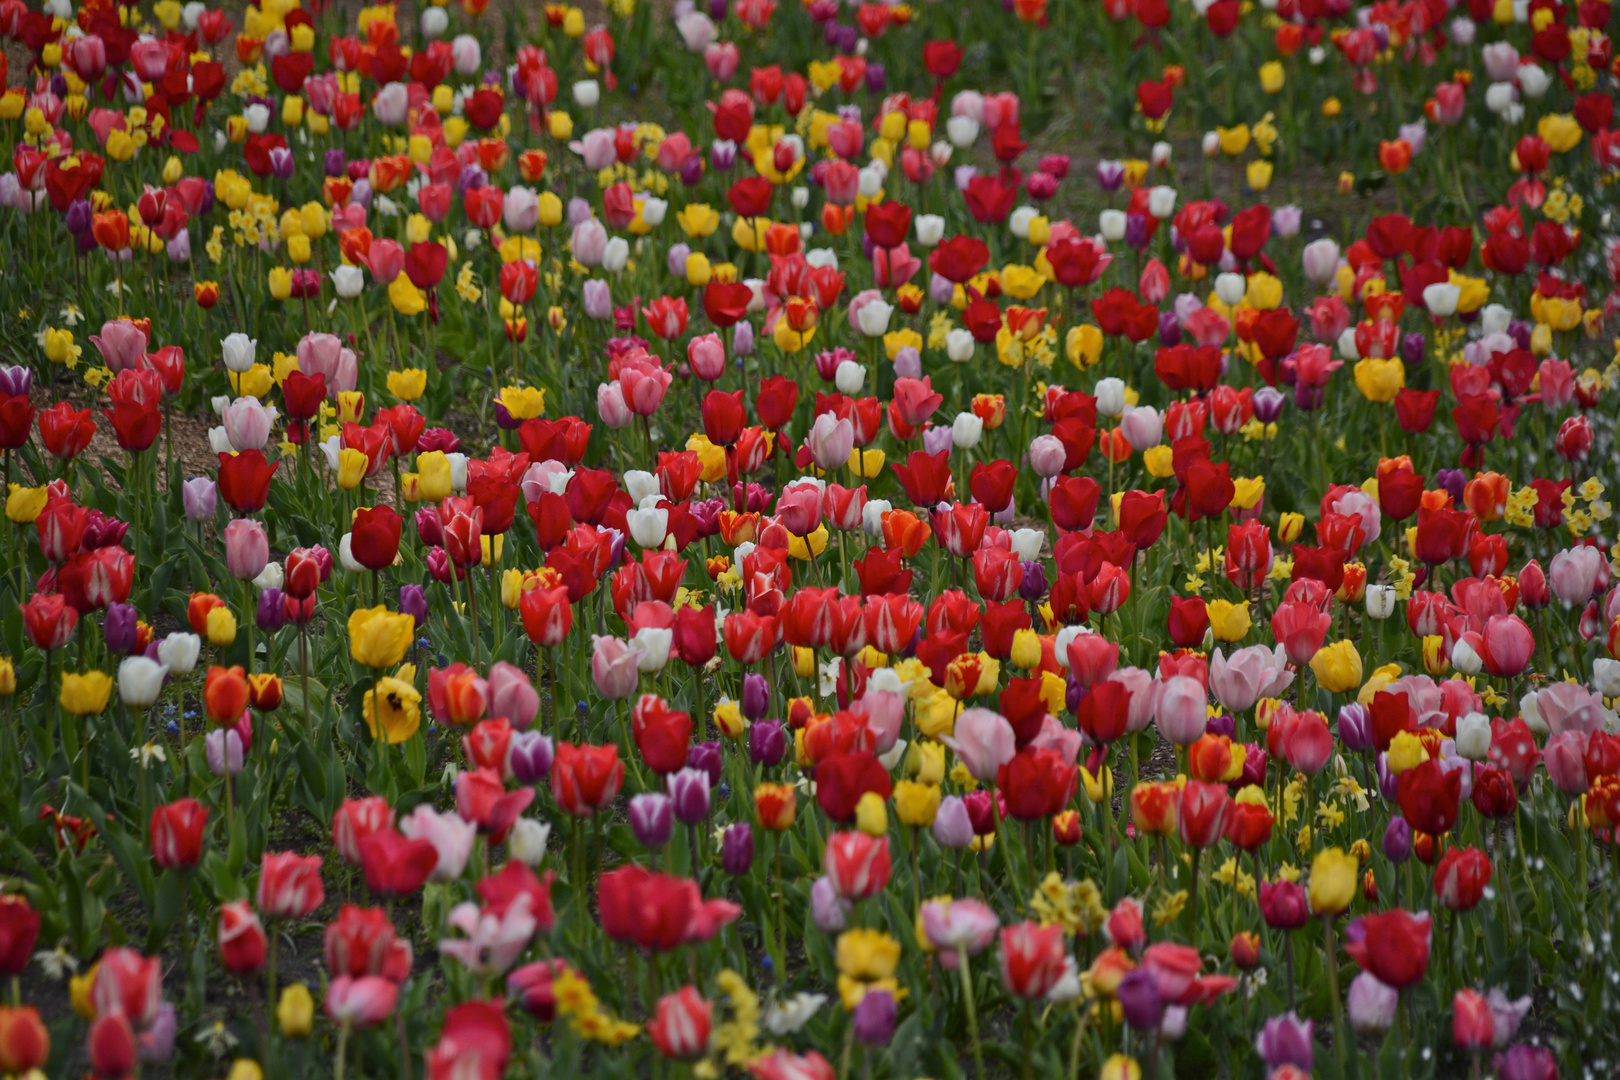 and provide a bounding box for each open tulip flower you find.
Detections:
[1,0,1619,1076]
